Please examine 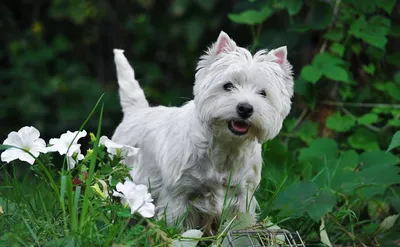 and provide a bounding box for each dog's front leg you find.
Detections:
[155,188,190,227]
